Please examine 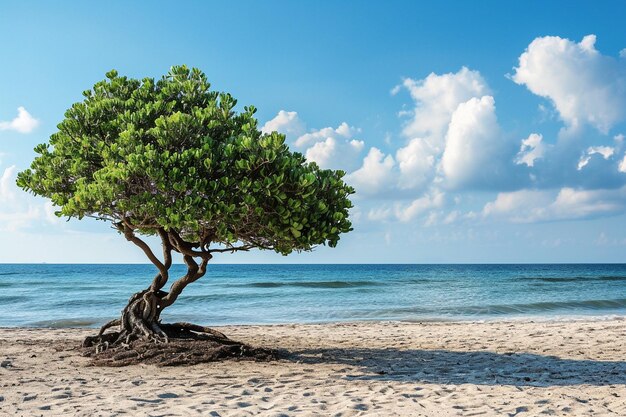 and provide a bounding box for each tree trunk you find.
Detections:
[83,287,230,352]
[80,225,278,366]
